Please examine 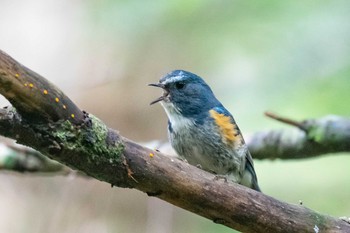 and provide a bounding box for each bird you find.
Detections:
[149,70,260,192]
